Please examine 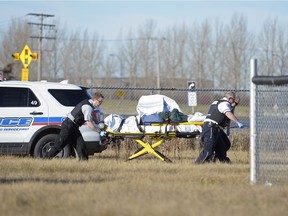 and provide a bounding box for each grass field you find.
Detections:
[0,145,287,216]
